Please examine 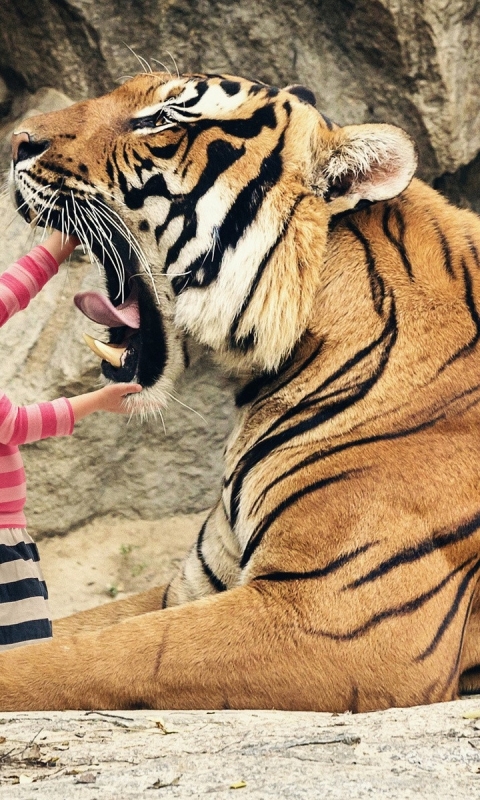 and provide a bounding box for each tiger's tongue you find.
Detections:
[73,289,140,329]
